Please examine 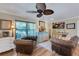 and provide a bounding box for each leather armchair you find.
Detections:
[14,40,36,55]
